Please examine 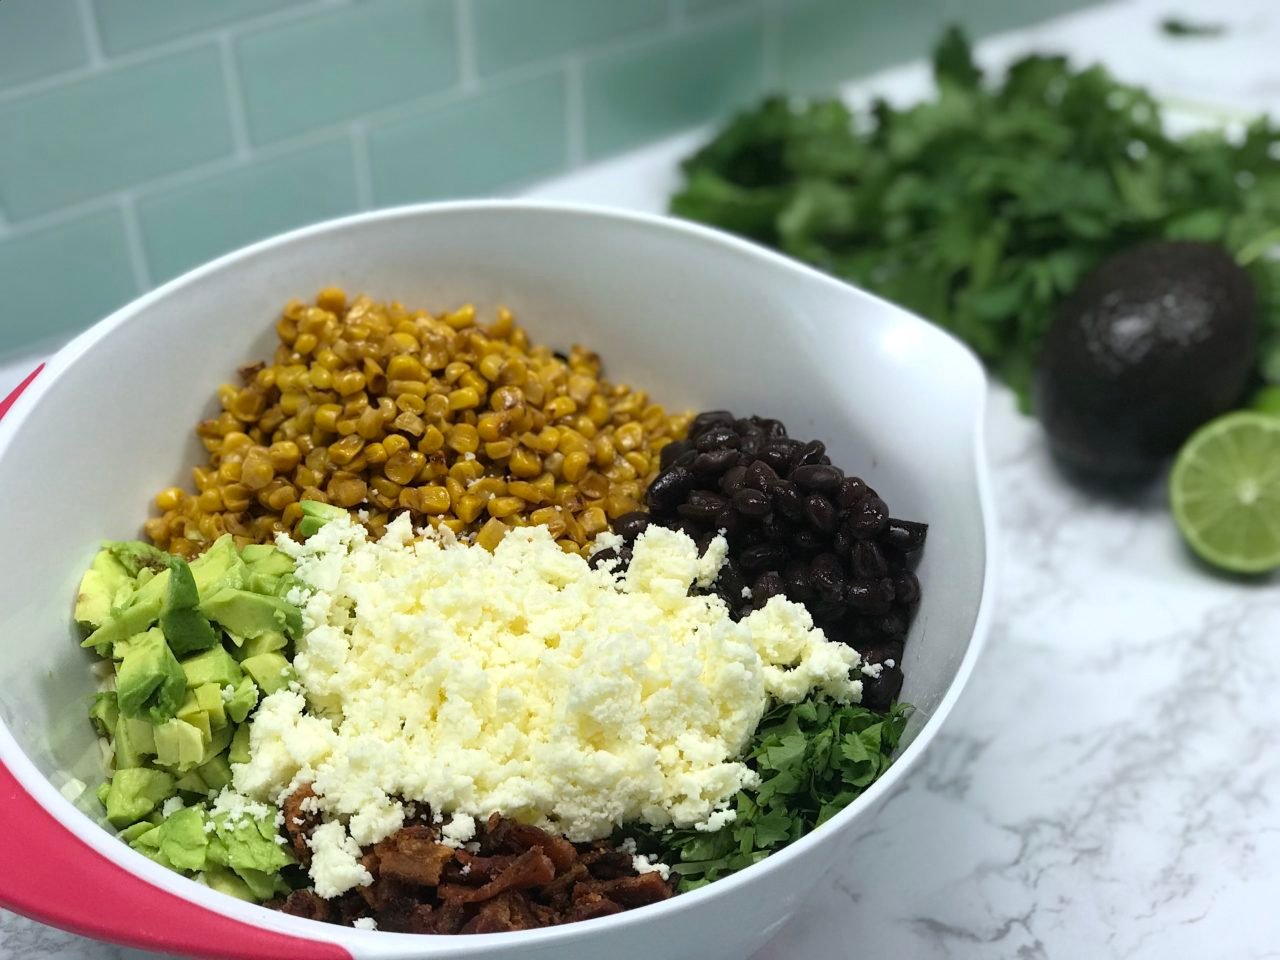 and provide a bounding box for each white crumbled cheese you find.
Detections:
[885,658,896,669]
[459,862,472,877]
[221,684,235,703]
[861,662,884,679]
[208,787,276,828]
[161,796,185,818]
[440,814,476,848]
[632,852,671,881]
[243,514,861,897]
[617,837,637,854]
[695,809,736,833]
[308,821,372,897]
[741,586,753,599]
[588,531,625,556]
[352,917,378,931]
